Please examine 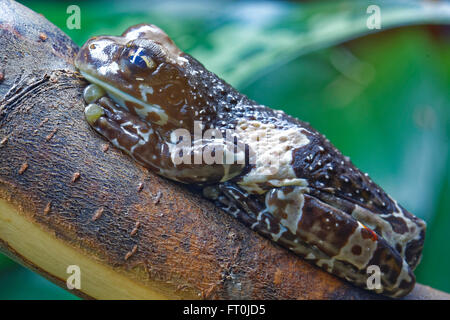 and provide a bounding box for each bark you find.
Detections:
[0,0,448,300]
